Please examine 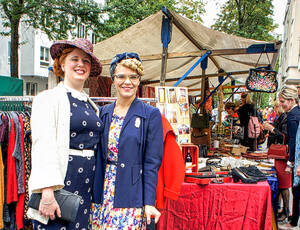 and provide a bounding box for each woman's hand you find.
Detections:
[296,165,300,176]
[285,166,292,174]
[144,205,161,224]
[263,122,274,132]
[39,187,61,220]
